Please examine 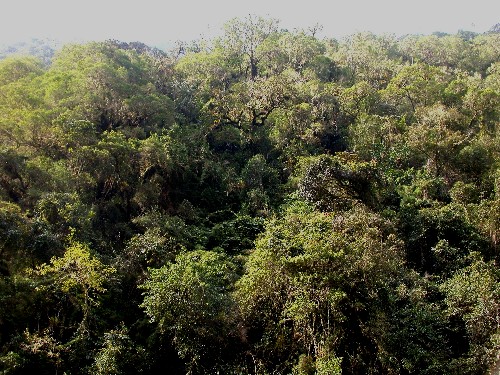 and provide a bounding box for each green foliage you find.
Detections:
[140,250,238,372]
[382,63,449,117]
[208,213,264,254]
[315,352,342,375]
[222,15,279,79]
[398,199,488,275]
[0,201,28,272]
[0,20,499,375]
[296,153,379,210]
[440,255,500,372]
[333,32,399,88]
[0,329,64,374]
[93,324,147,375]
[34,192,94,240]
[236,200,404,372]
[0,56,44,85]
[33,238,116,336]
[380,280,456,374]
